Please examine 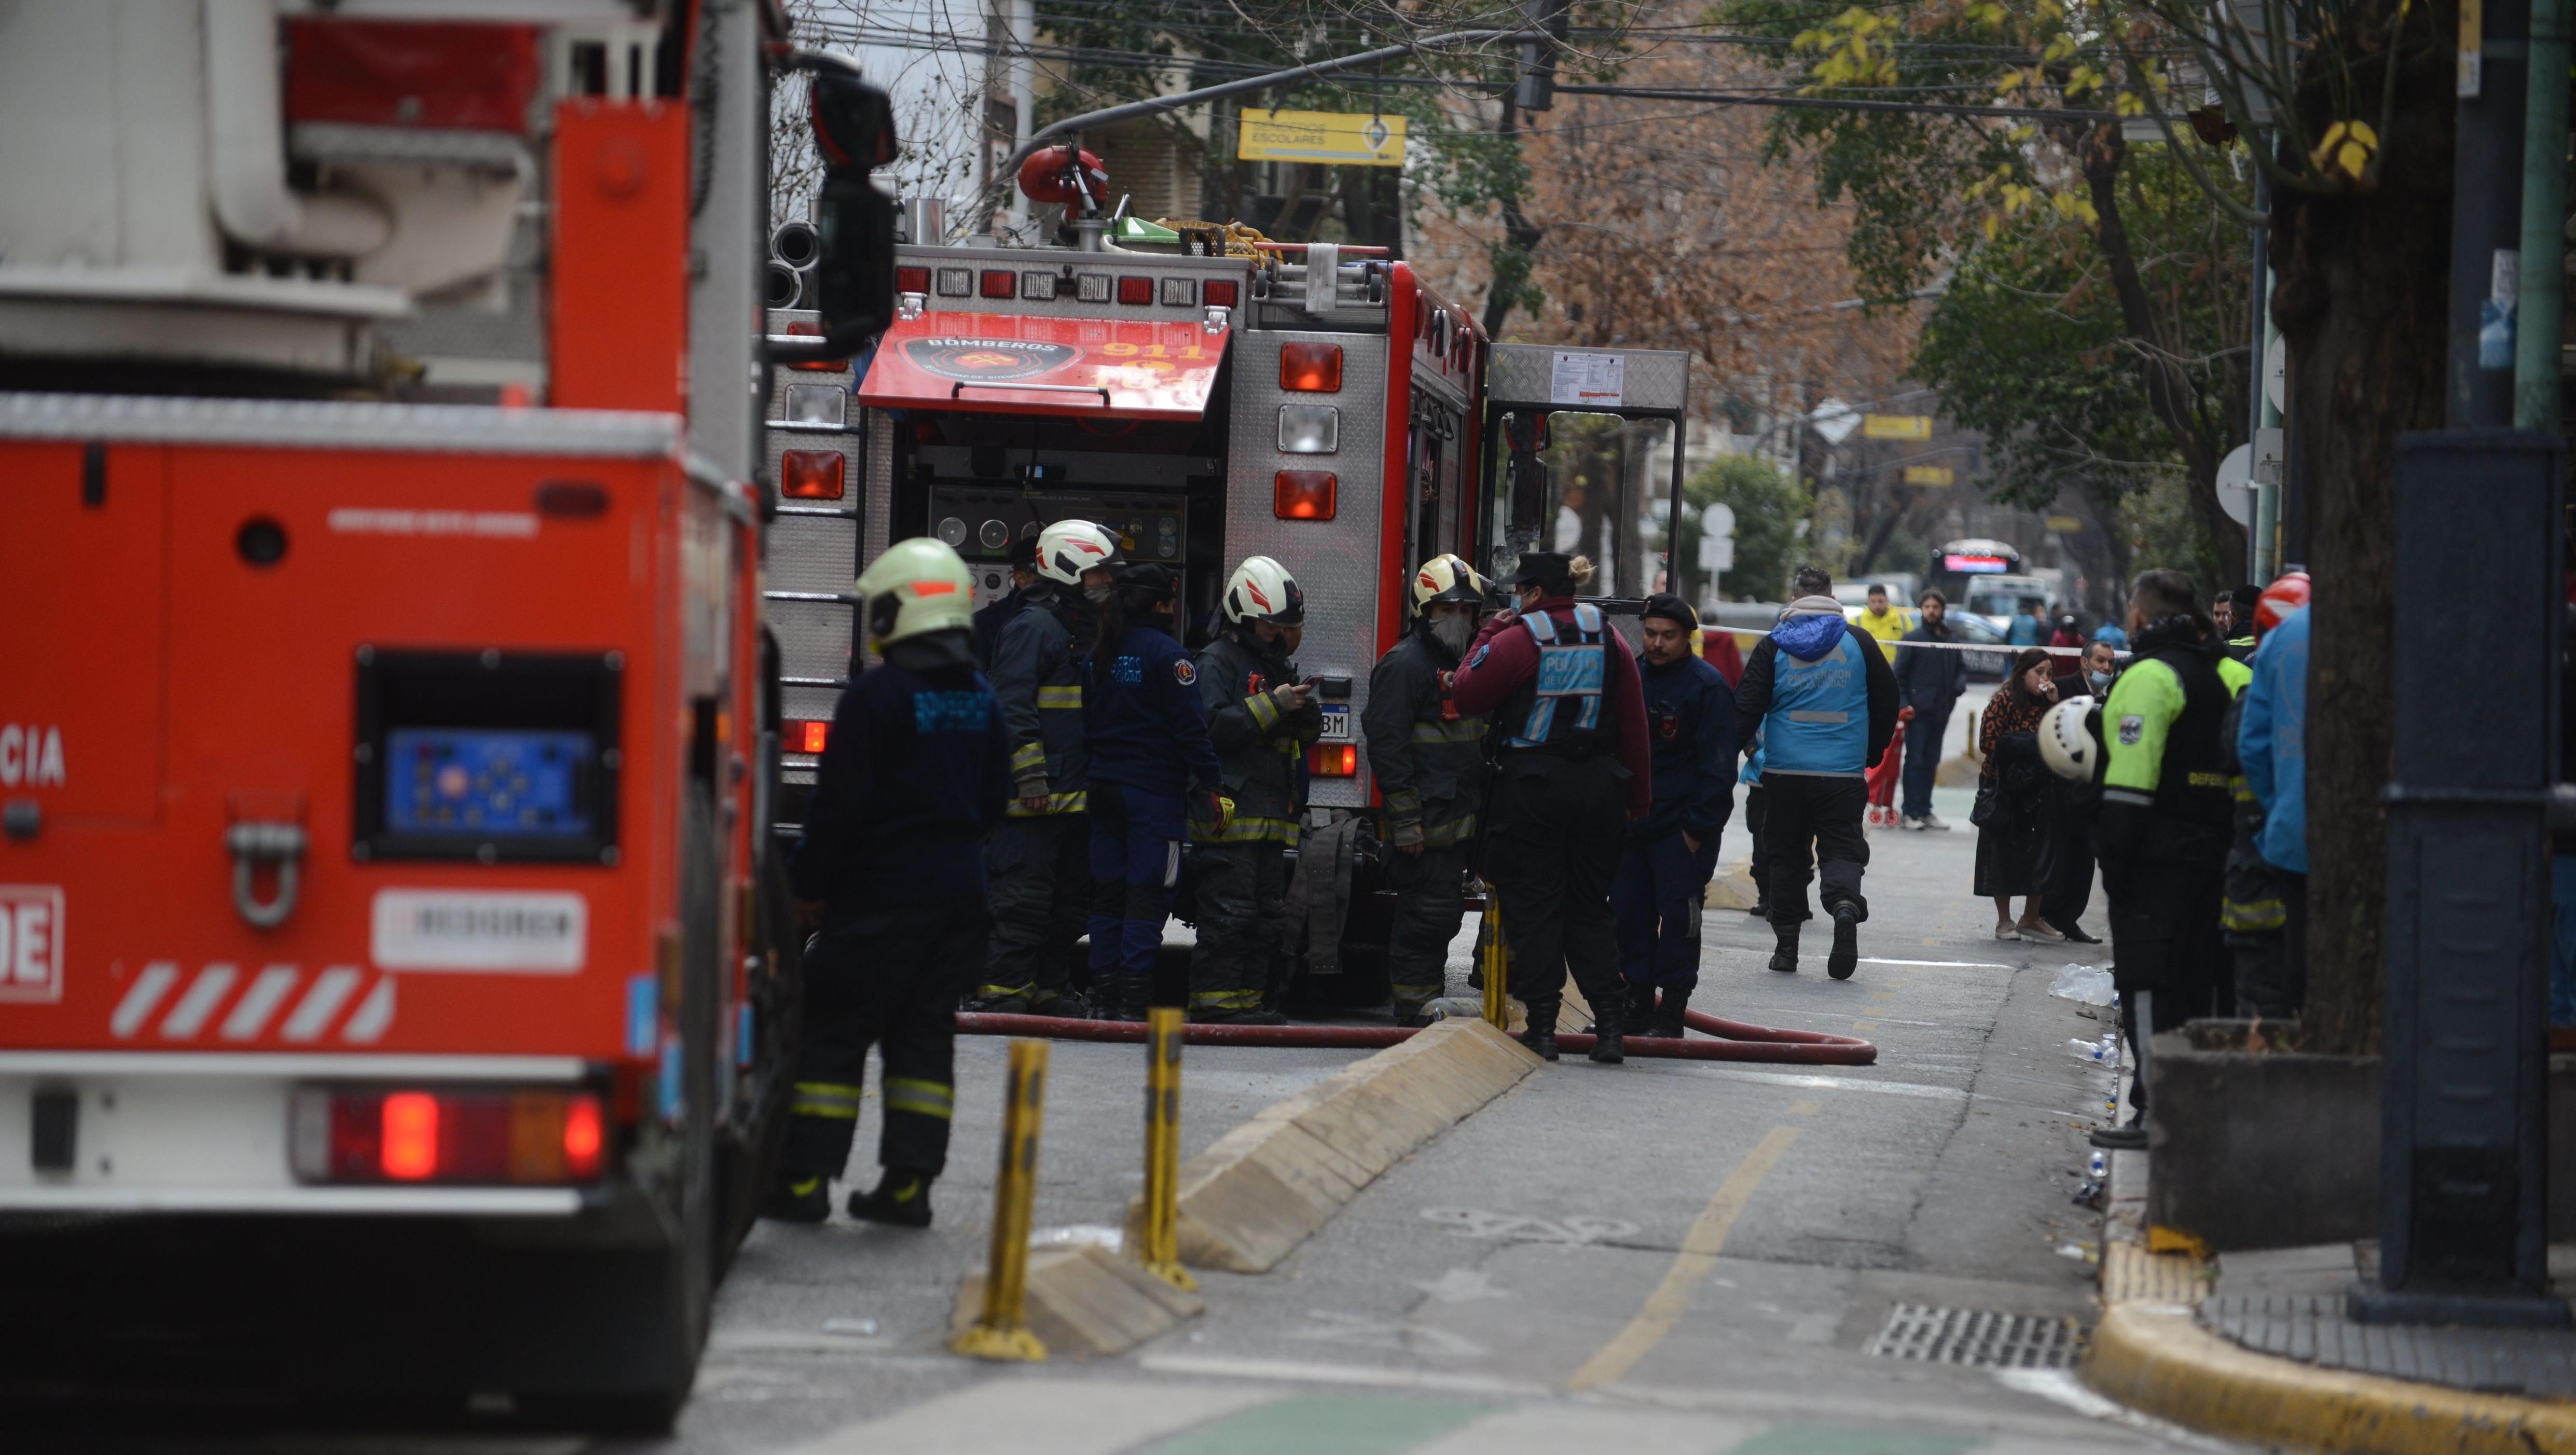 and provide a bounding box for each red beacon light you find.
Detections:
[1279,342,1342,392]
[1306,743,1357,777]
[1273,470,1337,521]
